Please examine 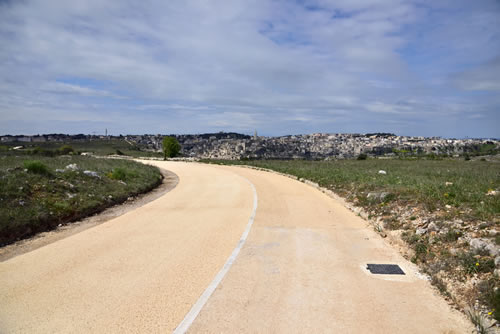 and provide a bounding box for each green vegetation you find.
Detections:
[1,139,163,158]
[107,167,138,181]
[0,155,162,246]
[467,307,495,334]
[203,158,499,222]
[24,160,51,176]
[356,153,367,160]
[162,136,181,159]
